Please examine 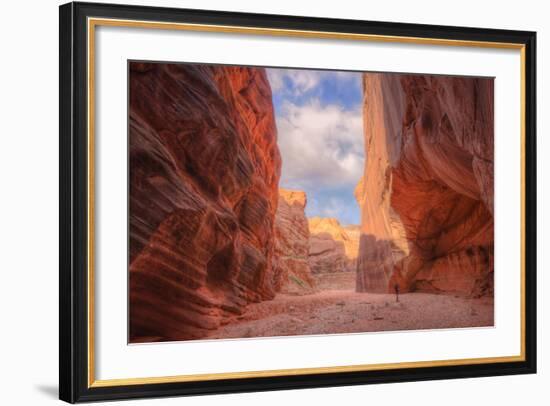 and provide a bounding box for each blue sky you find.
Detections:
[266,68,364,225]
